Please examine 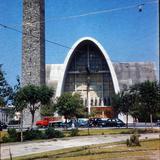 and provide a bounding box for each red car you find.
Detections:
[36,117,62,127]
